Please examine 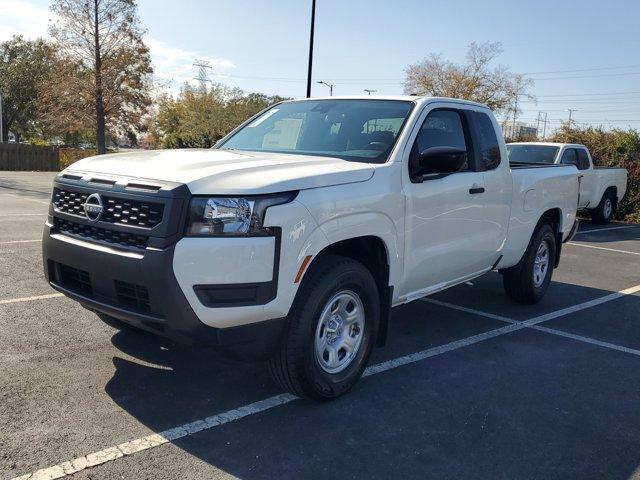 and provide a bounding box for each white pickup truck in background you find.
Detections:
[507,142,628,224]
[43,96,579,400]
